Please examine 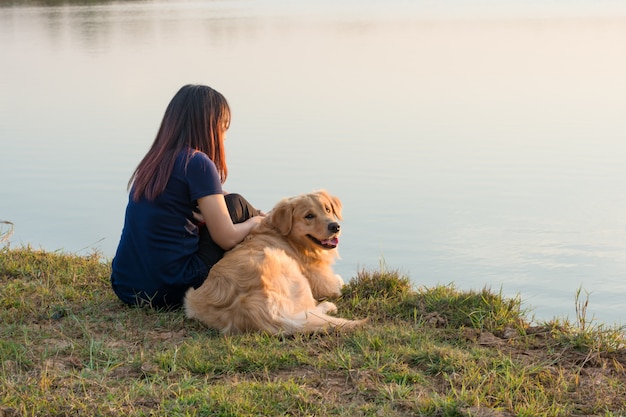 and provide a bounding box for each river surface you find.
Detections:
[1,0,626,324]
